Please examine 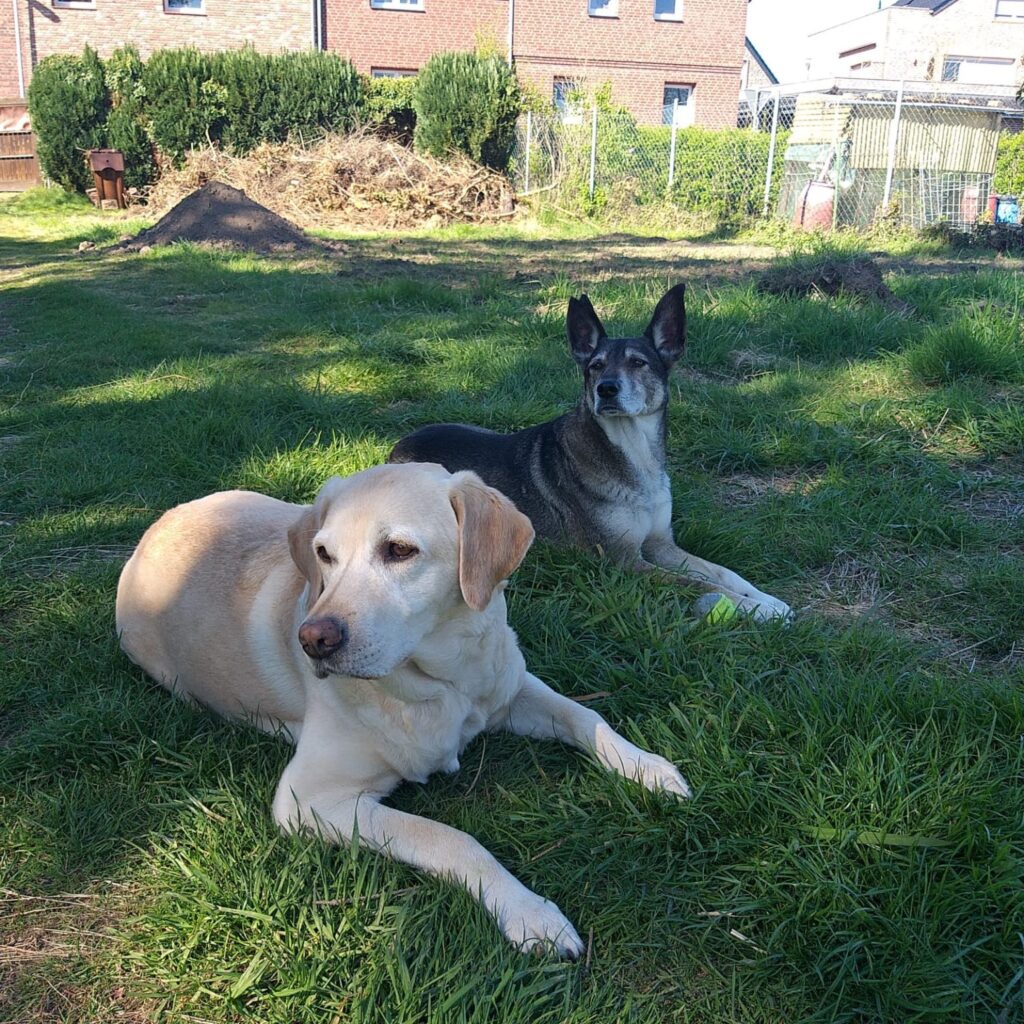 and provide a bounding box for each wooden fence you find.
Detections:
[0,130,41,190]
